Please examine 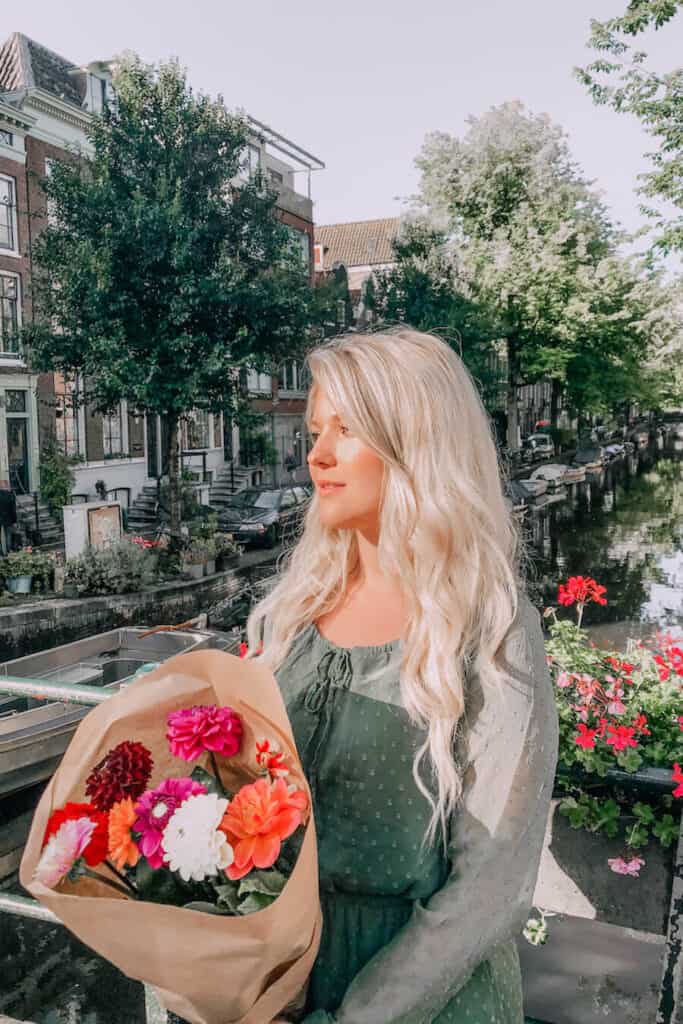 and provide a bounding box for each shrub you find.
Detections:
[65,539,158,596]
[40,440,76,515]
